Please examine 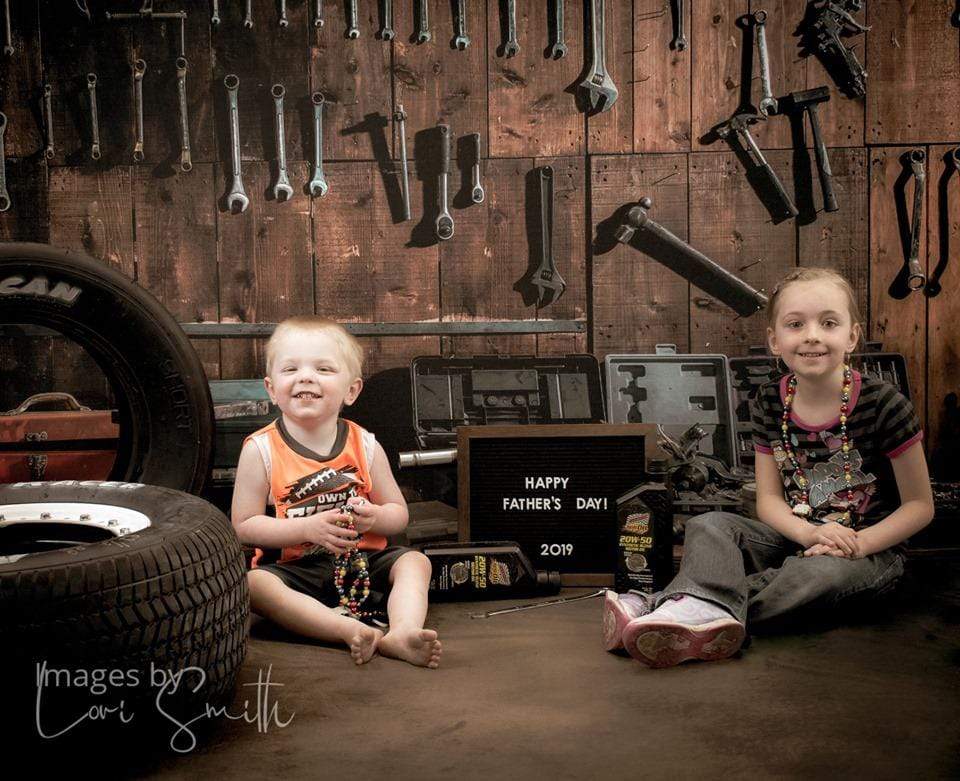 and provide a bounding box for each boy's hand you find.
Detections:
[344,496,379,534]
[804,521,860,558]
[802,542,849,558]
[302,508,359,555]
